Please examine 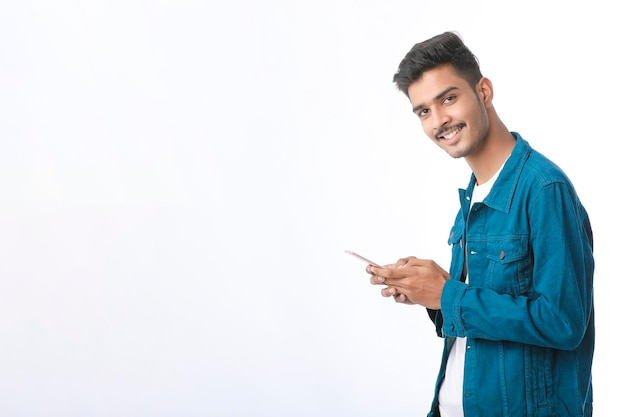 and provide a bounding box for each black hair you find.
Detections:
[393,31,483,96]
